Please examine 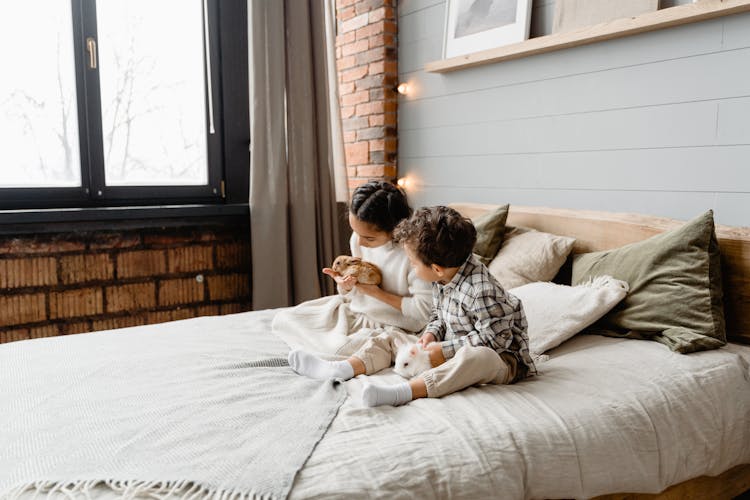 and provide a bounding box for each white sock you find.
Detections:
[362,382,413,407]
[288,349,354,380]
